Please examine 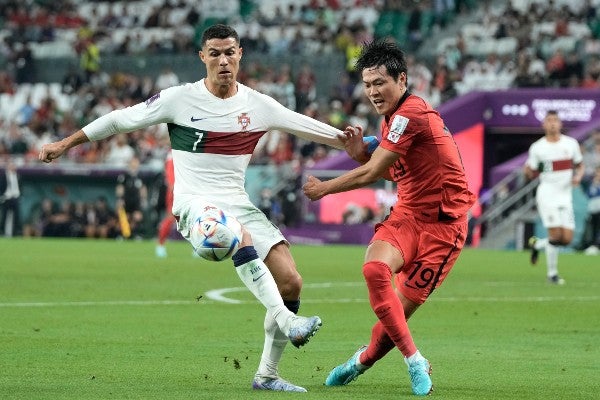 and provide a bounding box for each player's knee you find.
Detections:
[278,270,302,299]
[362,261,392,284]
